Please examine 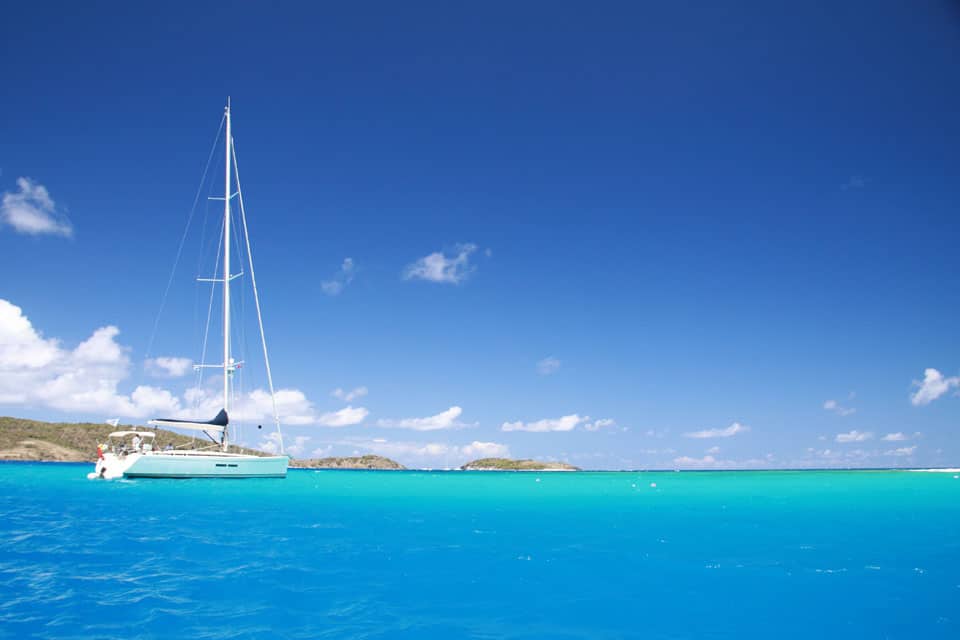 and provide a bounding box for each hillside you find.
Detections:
[291,455,405,470]
[461,457,579,471]
[0,416,264,462]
